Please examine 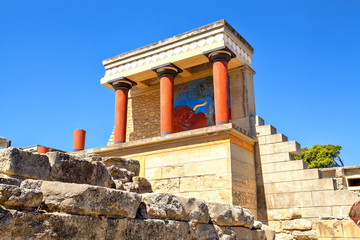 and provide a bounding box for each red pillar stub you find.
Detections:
[38,146,49,154]
[73,129,86,152]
